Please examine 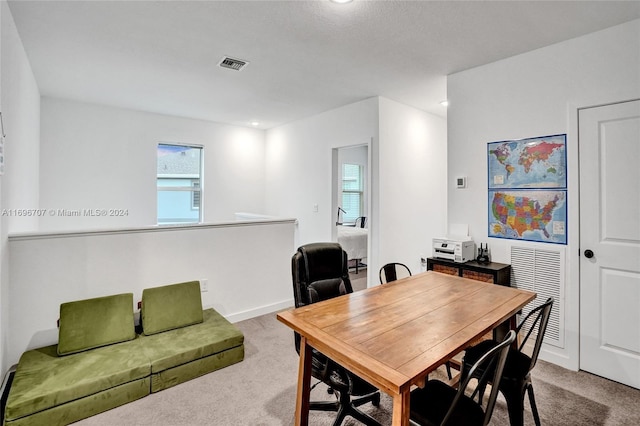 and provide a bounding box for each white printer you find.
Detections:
[432,236,475,263]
